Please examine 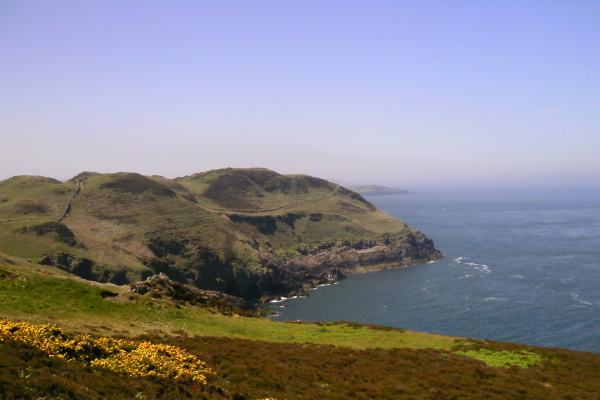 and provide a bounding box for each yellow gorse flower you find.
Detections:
[0,319,213,384]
